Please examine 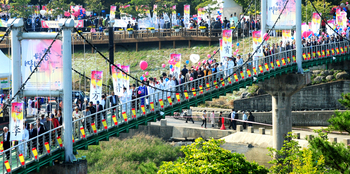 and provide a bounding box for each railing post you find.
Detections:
[59,19,75,162]
[9,18,23,102]
[296,0,303,73]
